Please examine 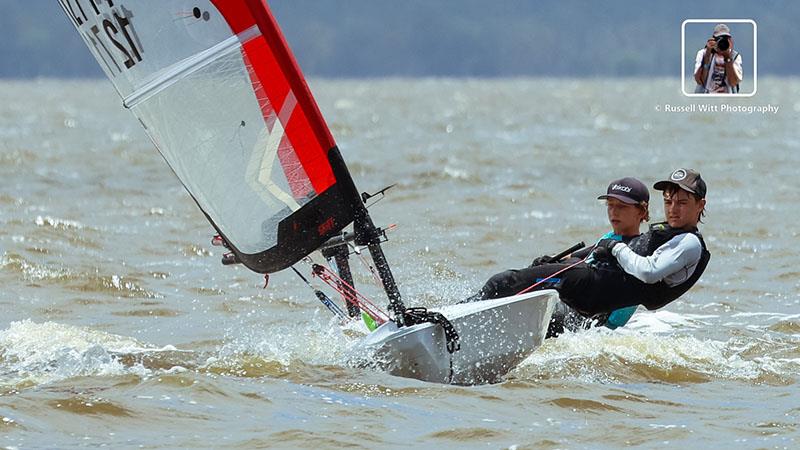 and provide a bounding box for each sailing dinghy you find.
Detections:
[58,0,557,384]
